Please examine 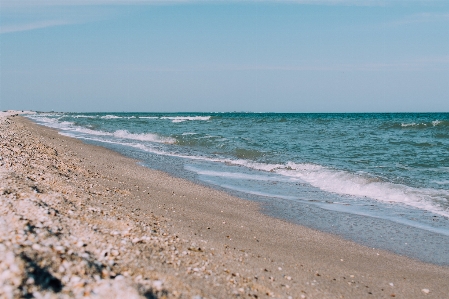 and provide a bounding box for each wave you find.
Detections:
[192,157,449,217]
[67,128,175,144]
[270,162,449,217]
[384,120,449,129]
[72,115,97,118]
[401,122,428,128]
[100,115,122,119]
[29,116,71,126]
[113,140,449,217]
[233,148,265,159]
[433,180,449,185]
[61,128,449,218]
[184,165,300,182]
[27,115,175,144]
[30,113,64,117]
[69,114,136,120]
[38,114,212,122]
[161,116,211,123]
[112,130,175,143]
[27,113,449,217]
